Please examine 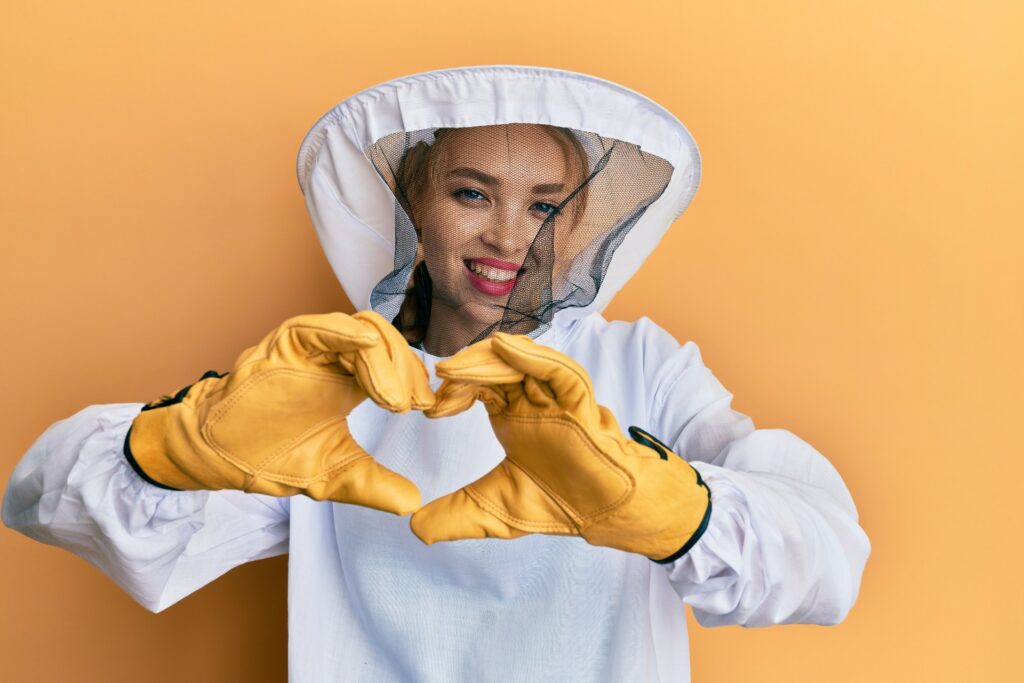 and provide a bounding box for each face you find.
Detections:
[412,124,583,354]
